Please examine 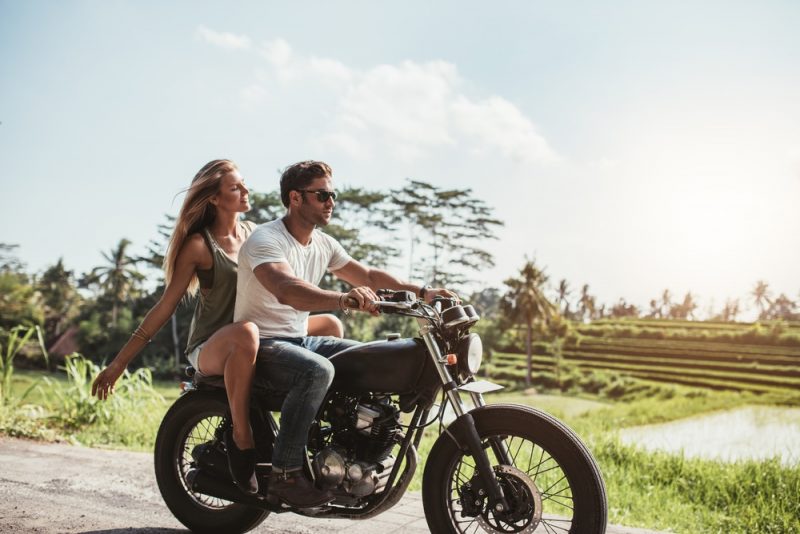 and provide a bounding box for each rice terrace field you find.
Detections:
[489,318,800,395]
